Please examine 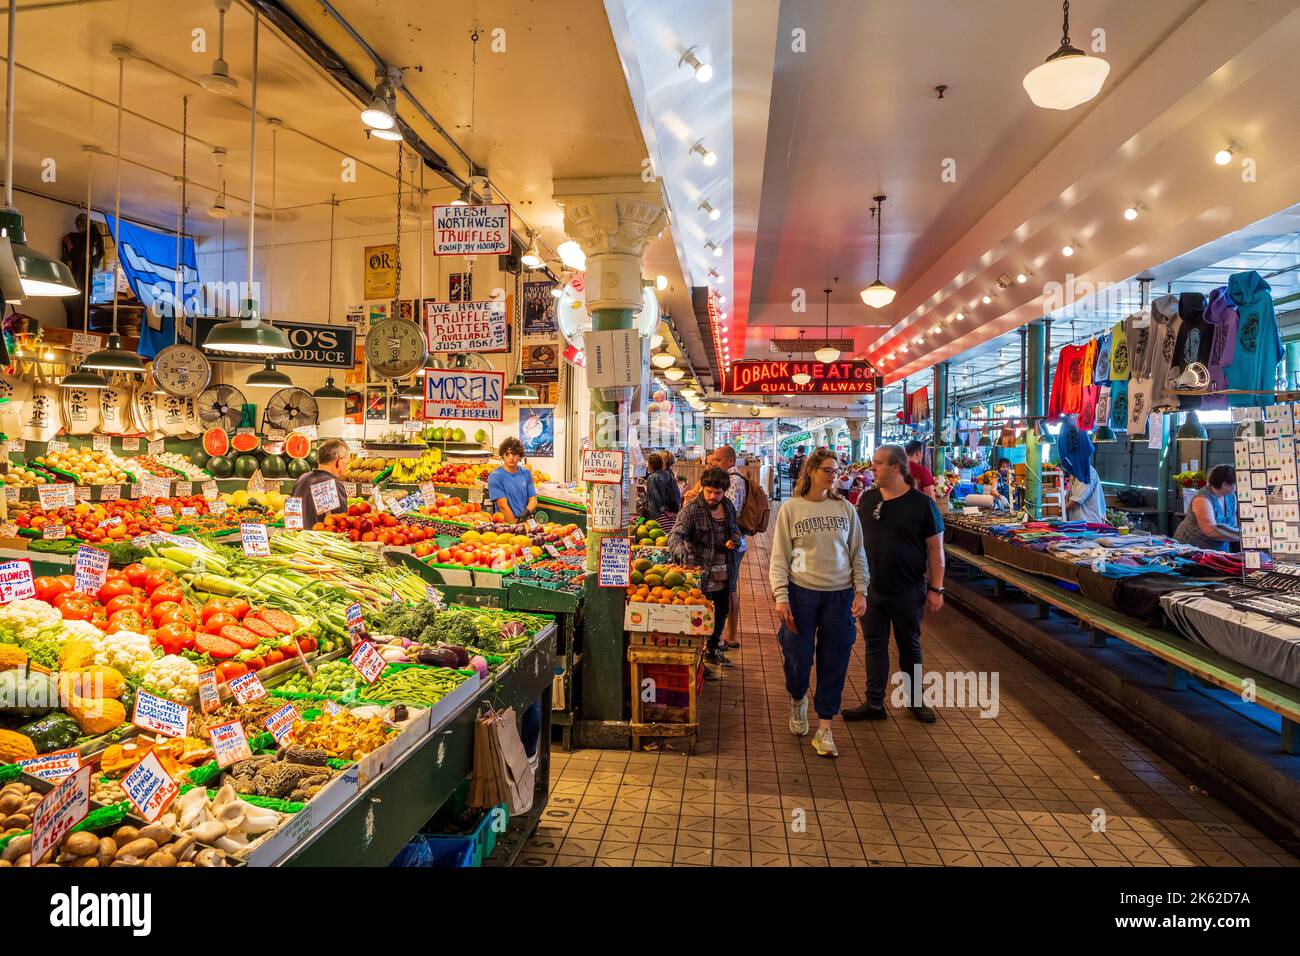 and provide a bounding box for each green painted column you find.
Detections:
[932,362,948,475]
[1025,320,1045,518]
[873,375,884,449]
[1287,340,1300,390]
